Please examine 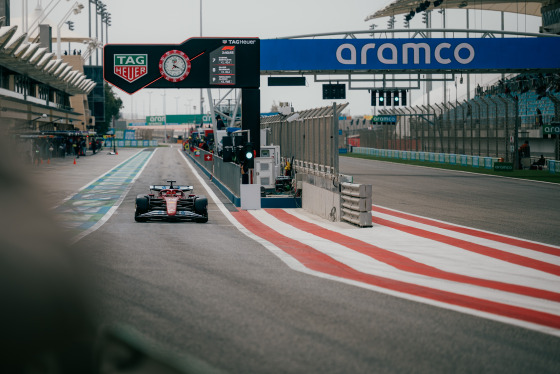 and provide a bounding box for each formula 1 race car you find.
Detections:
[134,180,208,223]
